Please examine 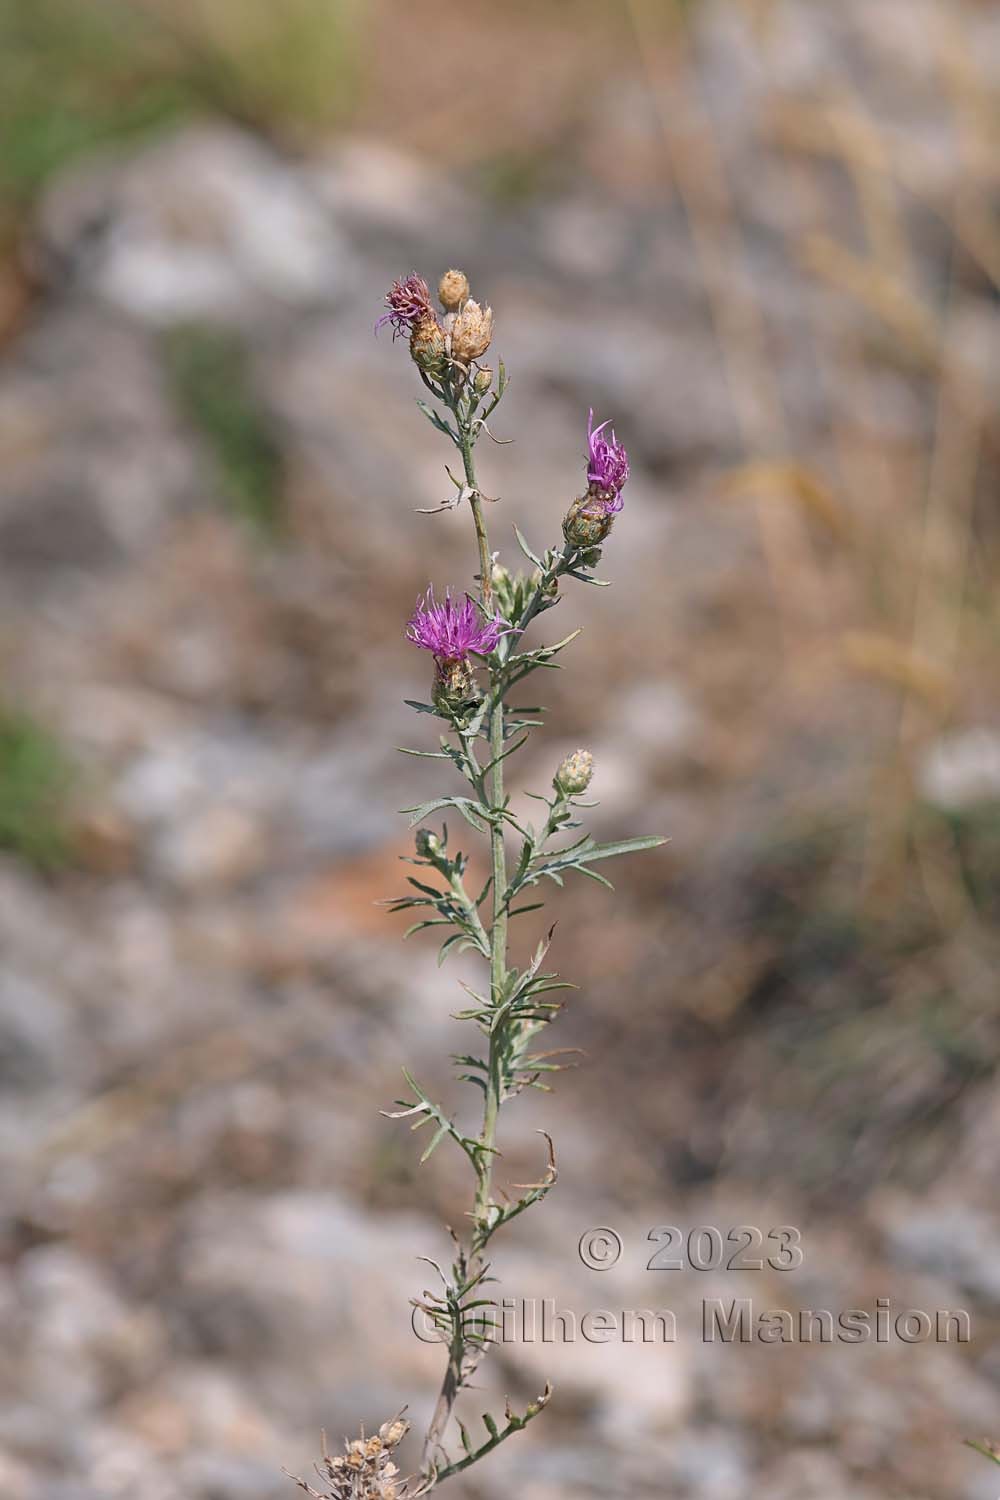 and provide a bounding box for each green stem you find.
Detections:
[475,679,506,1233]
[422,379,508,1473]
[448,868,490,956]
[446,379,505,1219]
[516,542,577,640]
[452,384,507,1234]
[450,385,493,607]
